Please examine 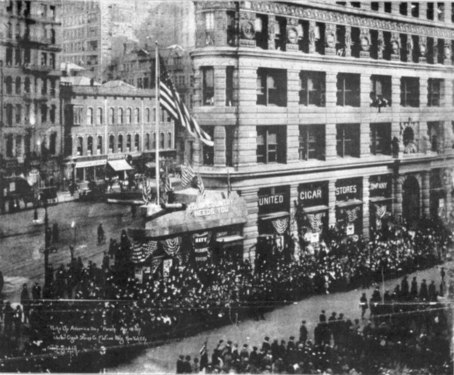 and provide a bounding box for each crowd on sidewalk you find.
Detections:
[177,278,452,374]
[0,216,451,372]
